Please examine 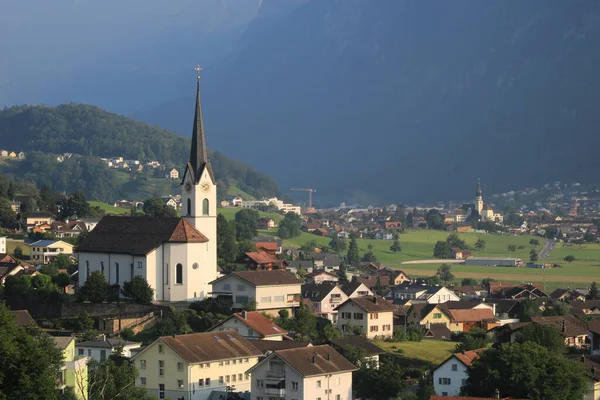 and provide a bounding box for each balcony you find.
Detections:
[330,296,342,303]
[265,370,286,380]
[287,294,301,304]
[265,387,286,397]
